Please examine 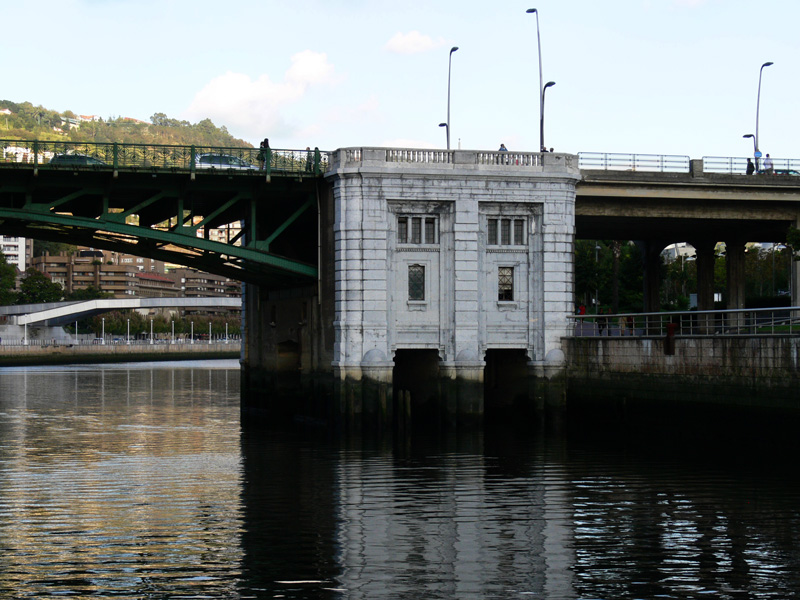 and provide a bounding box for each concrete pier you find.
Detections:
[241,148,580,425]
